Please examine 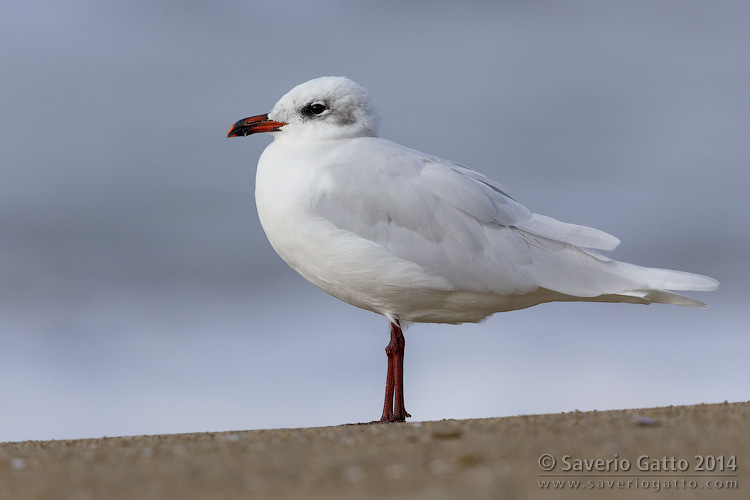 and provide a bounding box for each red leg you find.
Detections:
[380,335,395,422]
[379,320,410,423]
[392,321,410,421]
